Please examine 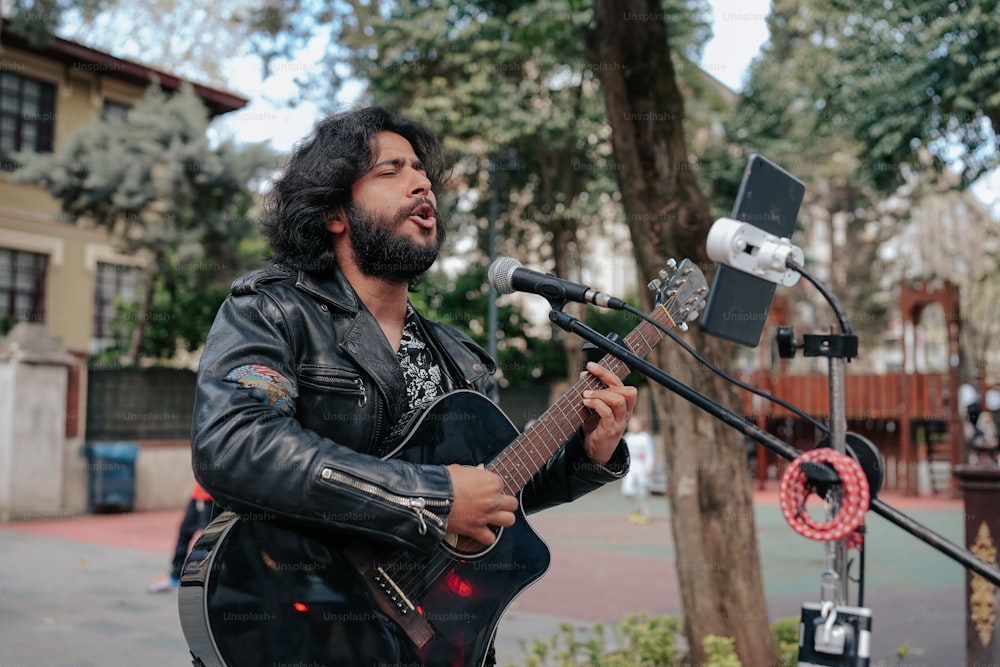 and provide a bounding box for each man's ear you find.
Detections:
[324,207,347,234]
